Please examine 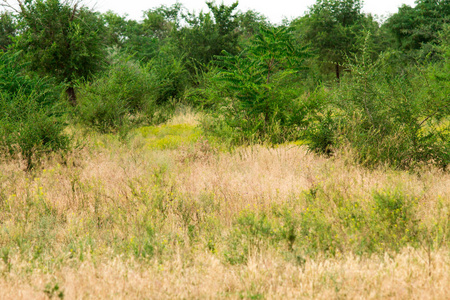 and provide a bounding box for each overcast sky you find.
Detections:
[87,0,417,23]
